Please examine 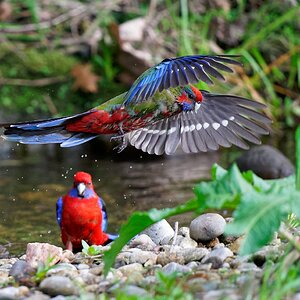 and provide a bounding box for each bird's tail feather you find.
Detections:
[1,111,98,147]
